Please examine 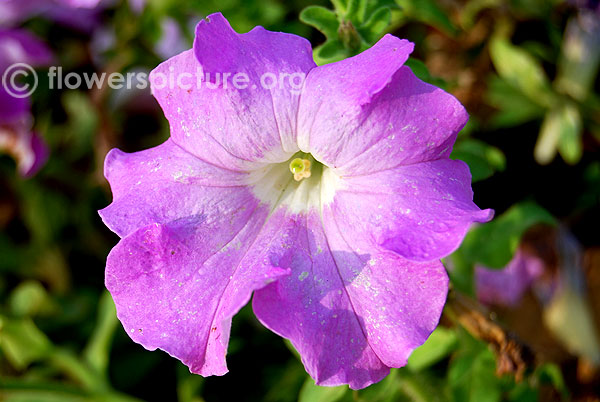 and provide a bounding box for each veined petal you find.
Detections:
[329,159,493,262]
[99,139,254,238]
[106,210,289,377]
[252,208,448,389]
[298,37,467,176]
[150,13,316,171]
